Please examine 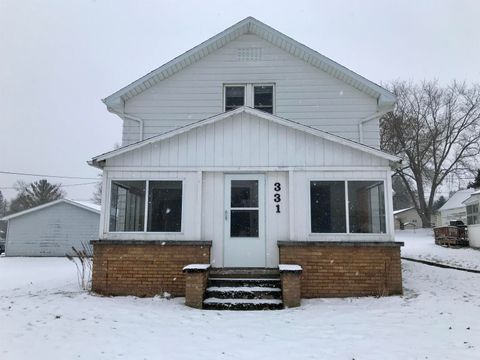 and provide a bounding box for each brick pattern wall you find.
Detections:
[184,271,209,309]
[281,272,302,307]
[279,245,402,298]
[92,243,210,297]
